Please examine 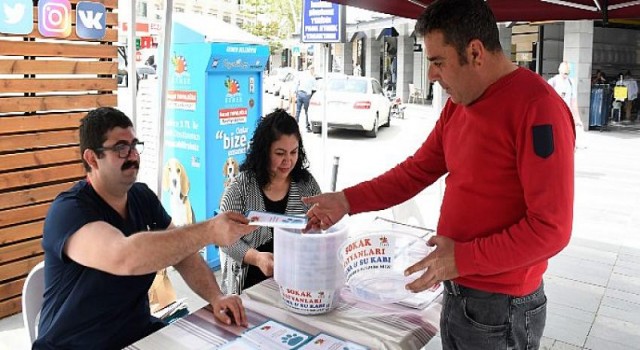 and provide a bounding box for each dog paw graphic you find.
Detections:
[281,333,304,346]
